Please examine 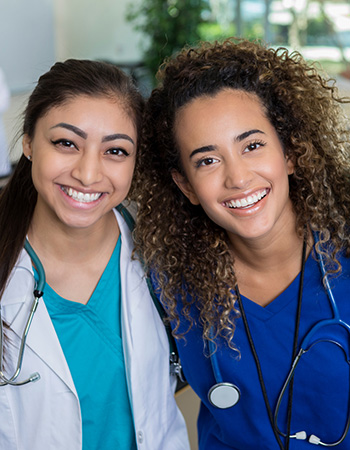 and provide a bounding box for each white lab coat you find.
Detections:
[0,210,190,450]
